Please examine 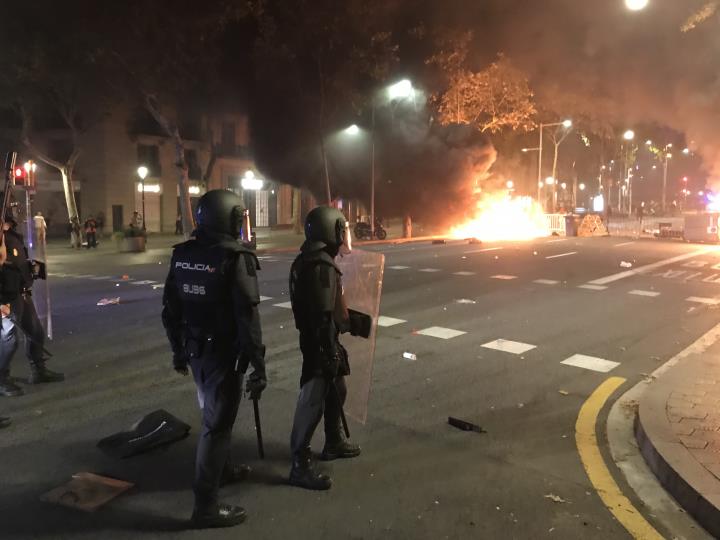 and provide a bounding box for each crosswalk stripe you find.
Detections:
[377,316,406,327]
[453,271,476,276]
[686,296,720,305]
[534,279,559,285]
[419,268,441,273]
[416,326,466,339]
[561,354,619,373]
[273,301,293,309]
[482,339,536,355]
[578,284,608,291]
[491,275,517,280]
[628,290,660,297]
